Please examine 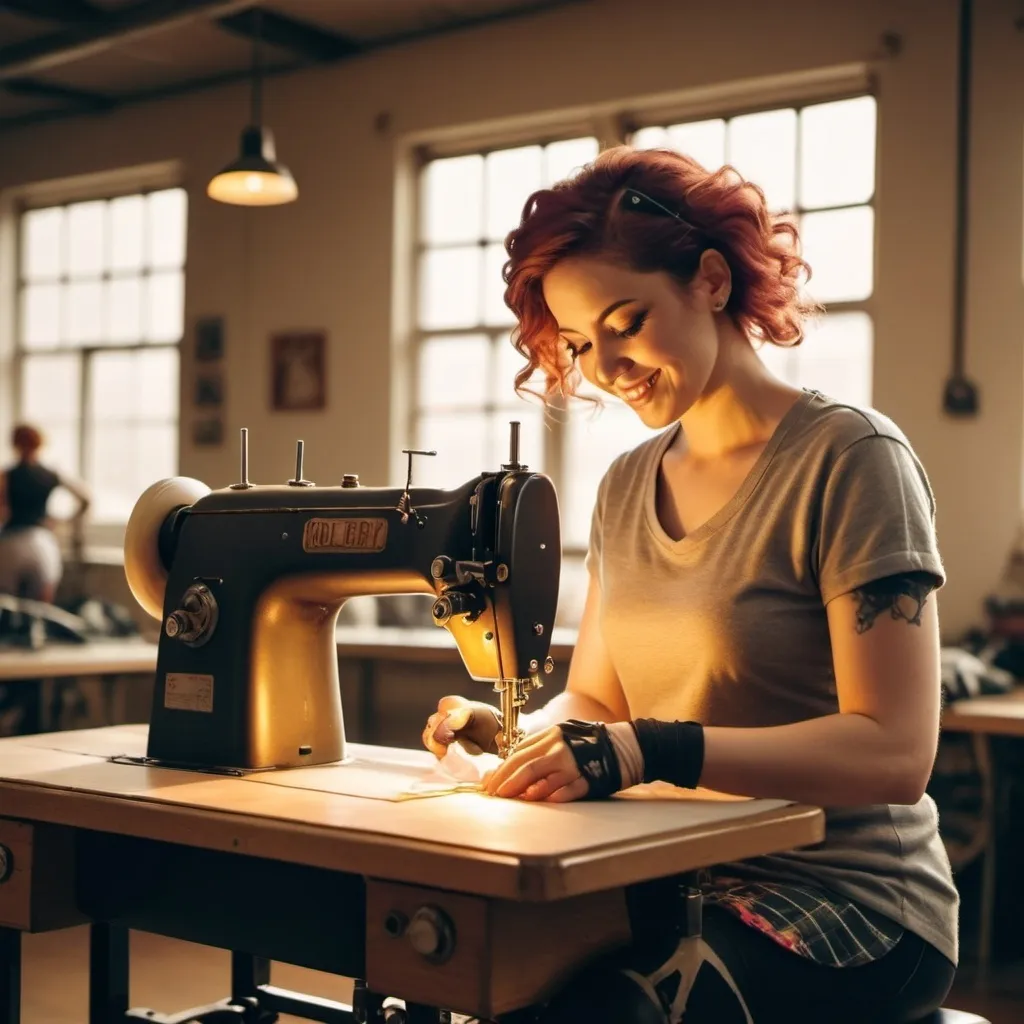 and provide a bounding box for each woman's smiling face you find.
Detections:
[542,253,729,428]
